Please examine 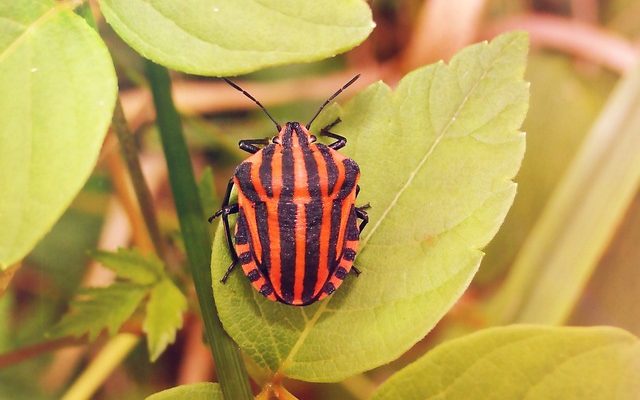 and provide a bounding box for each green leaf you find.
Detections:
[145,382,223,400]
[98,0,374,76]
[0,0,117,270]
[212,32,528,381]
[143,278,188,361]
[93,248,165,286]
[52,283,147,340]
[371,325,640,400]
